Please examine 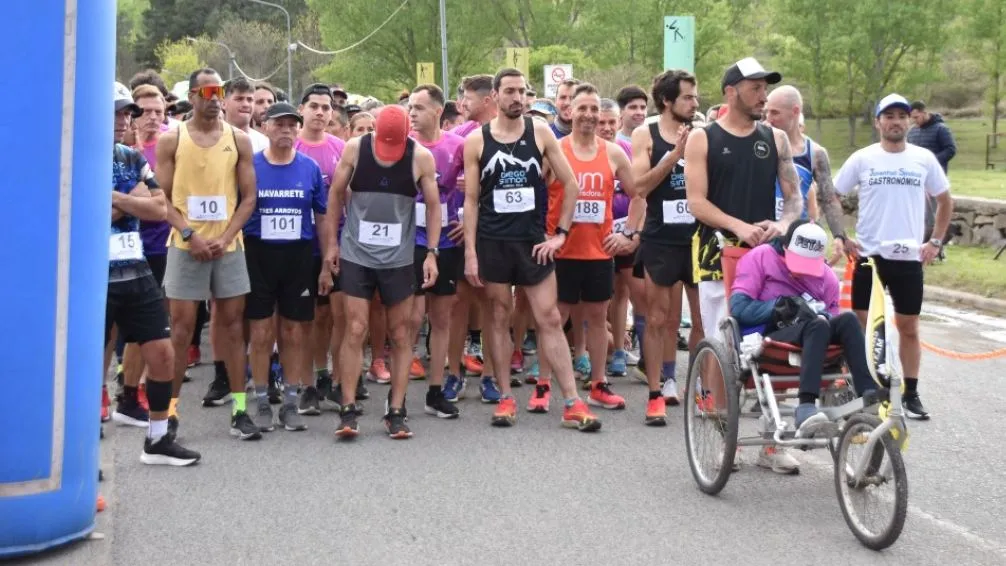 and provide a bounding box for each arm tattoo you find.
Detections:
[776,134,803,222]
[812,146,847,238]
